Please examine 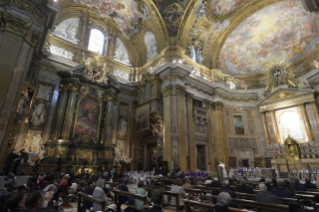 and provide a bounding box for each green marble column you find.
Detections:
[61,86,78,140]
[52,86,69,139]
